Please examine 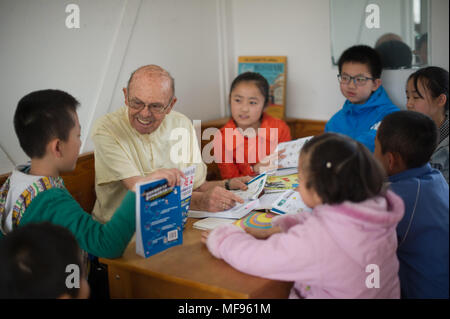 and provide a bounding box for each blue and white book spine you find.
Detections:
[180,165,196,228]
[135,178,183,258]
